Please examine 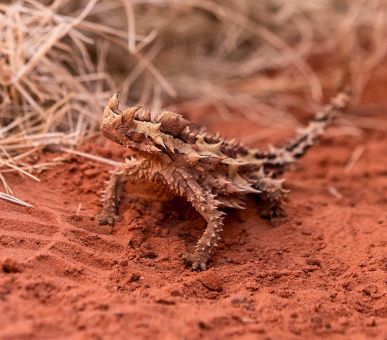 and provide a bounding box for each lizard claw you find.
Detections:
[97,210,121,227]
[260,205,285,219]
[180,252,207,271]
